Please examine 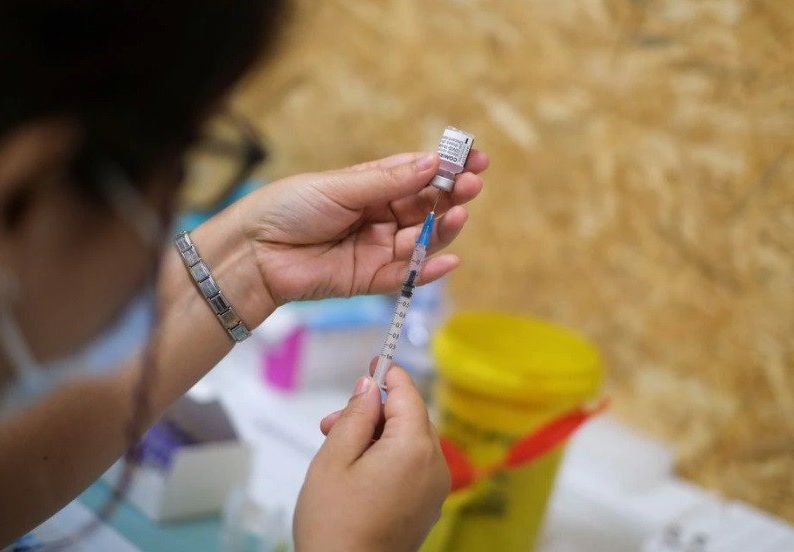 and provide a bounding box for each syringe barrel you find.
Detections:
[372,211,436,391]
[374,241,428,390]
